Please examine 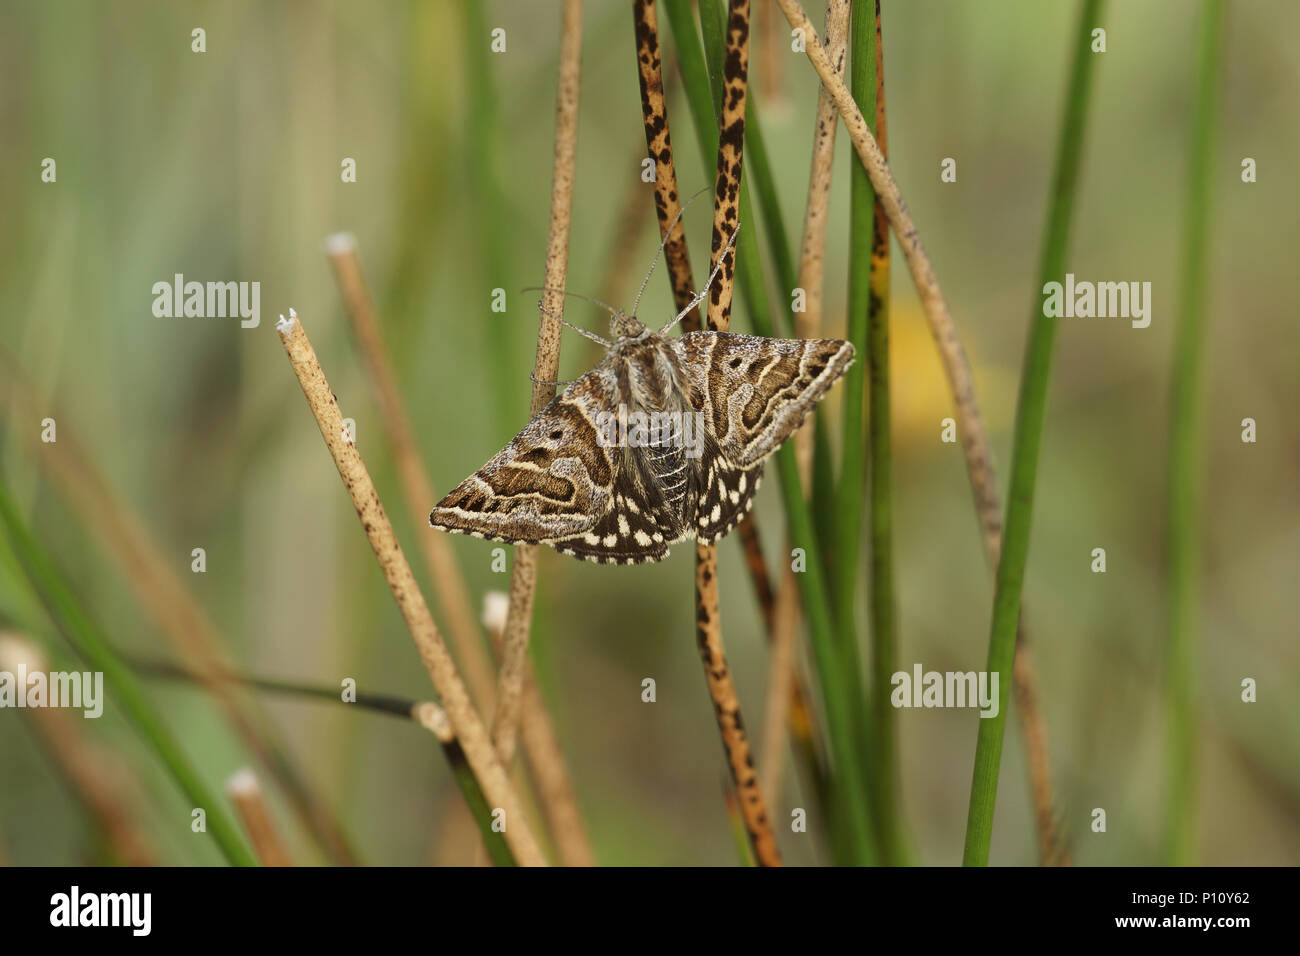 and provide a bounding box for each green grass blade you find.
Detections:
[811,414,838,565]
[0,480,257,866]
[1165,0,1225,867]
[962,0,1105,867]
[443,736,518,867]
[850,0,906,864]
[836,0,874,652]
